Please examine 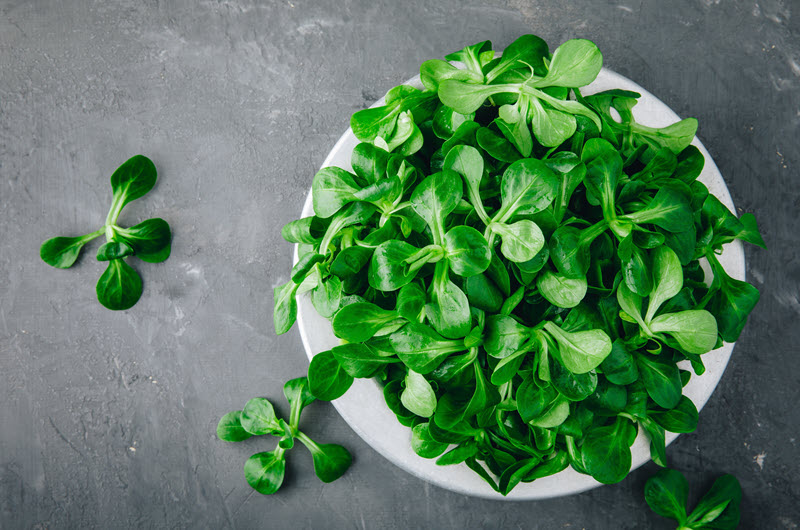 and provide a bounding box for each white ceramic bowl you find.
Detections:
[294,67,744,500]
